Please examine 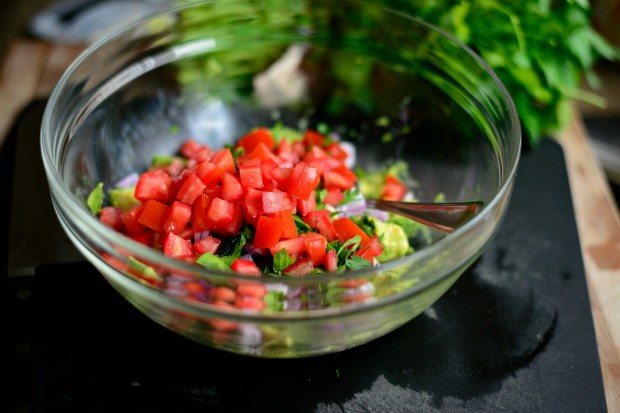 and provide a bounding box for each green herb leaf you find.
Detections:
[273,249,295,273]
[293,214,313,233]
[196,253,233,272]
[86,182,104,216]
[218,231,249,266]
[345,255,372,271]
